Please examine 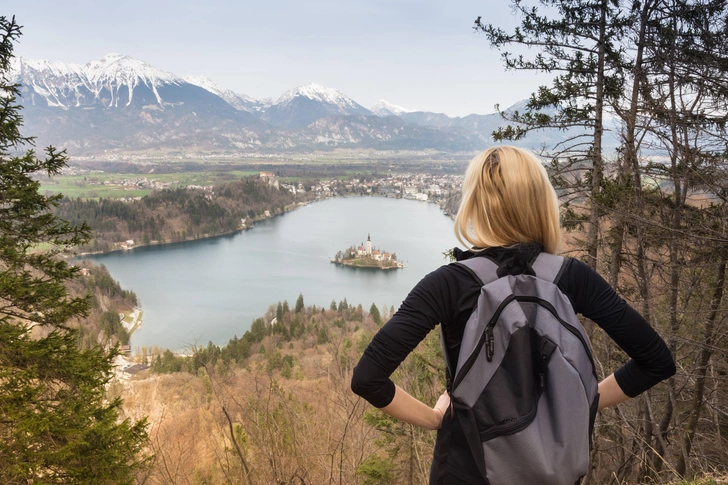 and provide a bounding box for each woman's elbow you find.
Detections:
[648,354,676,385]
[350,365,368,397]
[351,364,380,399]
[351,364,395,408]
